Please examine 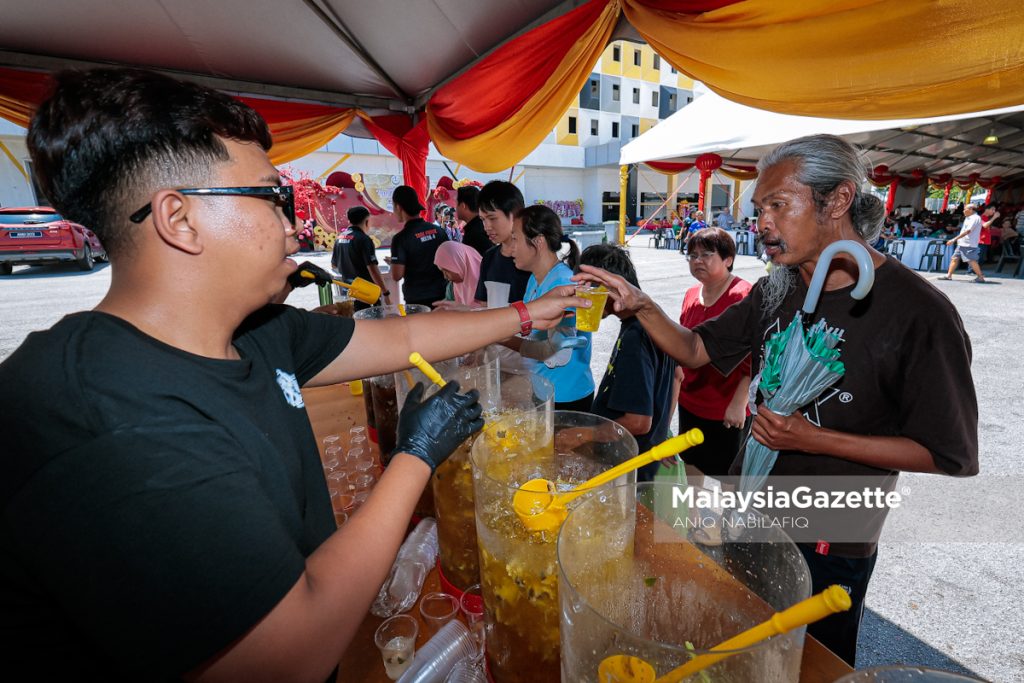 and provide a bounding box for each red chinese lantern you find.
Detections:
[695,153,723,173]
[873,164,890,178]
[910,169,925,180]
